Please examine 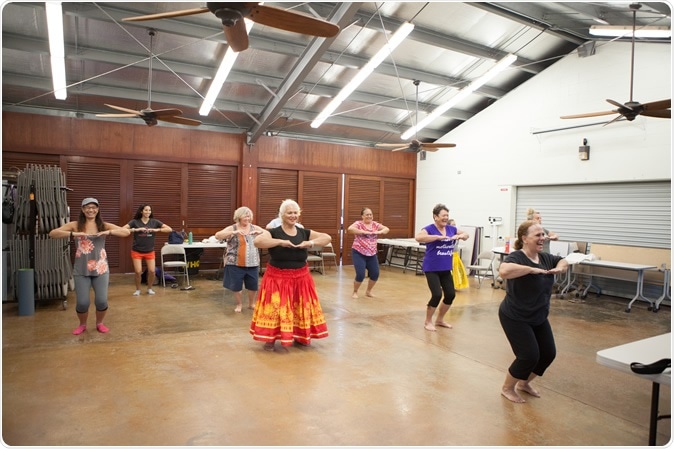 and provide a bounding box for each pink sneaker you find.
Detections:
[72,325,87,335]
[96,323,109,333]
